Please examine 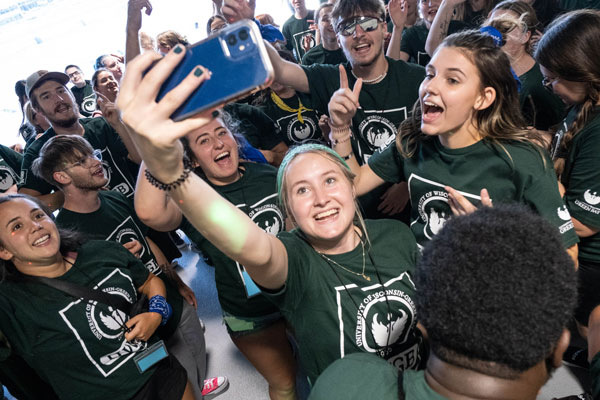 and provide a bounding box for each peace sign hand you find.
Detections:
[328,65,362,128]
